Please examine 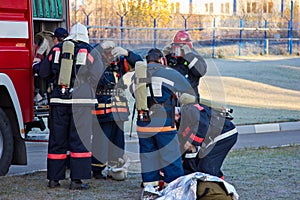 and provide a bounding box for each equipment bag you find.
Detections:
[197,181,233,200]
